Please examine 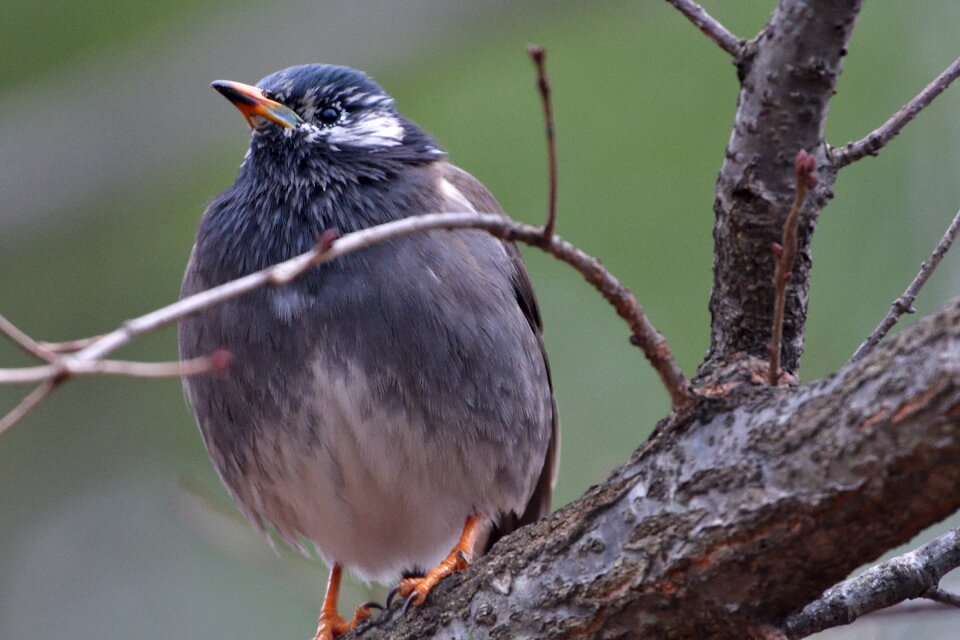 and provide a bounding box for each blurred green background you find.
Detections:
[2,2,959,638]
